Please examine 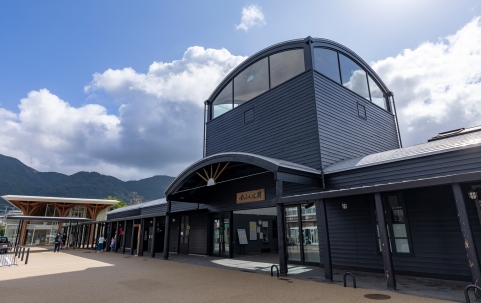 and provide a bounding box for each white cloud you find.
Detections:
[372,17,481,146]
[235,5,266,31]
[0,48,246,181]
